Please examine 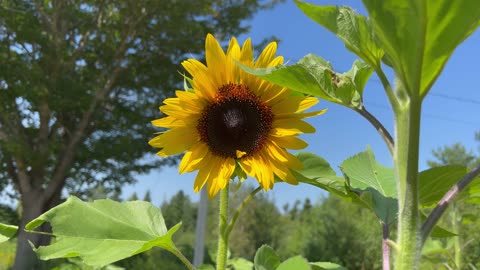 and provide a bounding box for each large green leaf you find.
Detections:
[277,256,311,270]
[362,0,480,98]
[310,262,348,270]
[293,152,365,206]
[25,197,182,267]
[0,223,18,243]
[294,1,383,67]
[254,245,281,270]
[238,55,373,108]
[418,165,468,208]
[340,146,397,224]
